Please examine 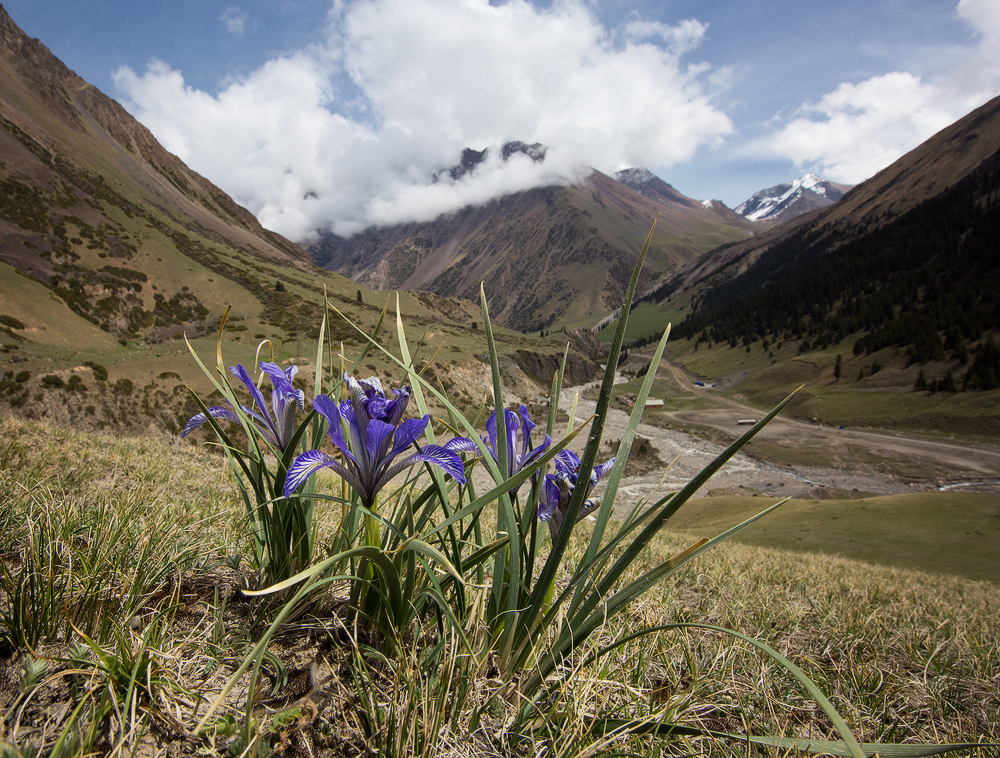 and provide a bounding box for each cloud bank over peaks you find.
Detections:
[112,0,732,241]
